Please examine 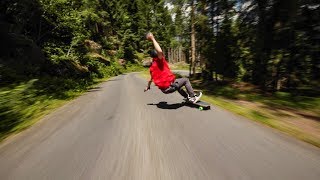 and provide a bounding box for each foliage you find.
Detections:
[168,0,319,94]
[1,0,175,140]
[0,0,174,83]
